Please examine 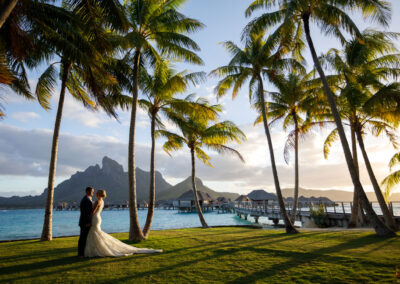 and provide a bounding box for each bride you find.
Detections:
[85,189,162,257]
